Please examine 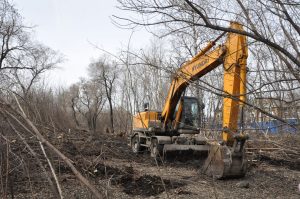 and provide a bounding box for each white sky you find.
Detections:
[13,0,151,87]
